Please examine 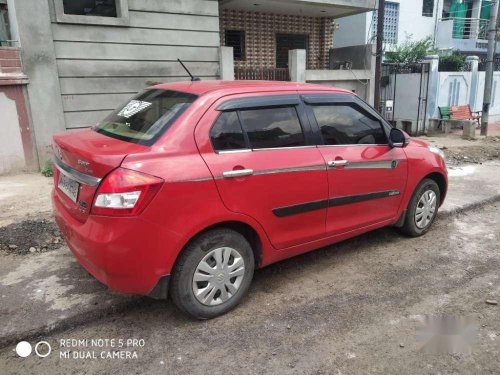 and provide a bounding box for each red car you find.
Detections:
[53,81,447,319]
